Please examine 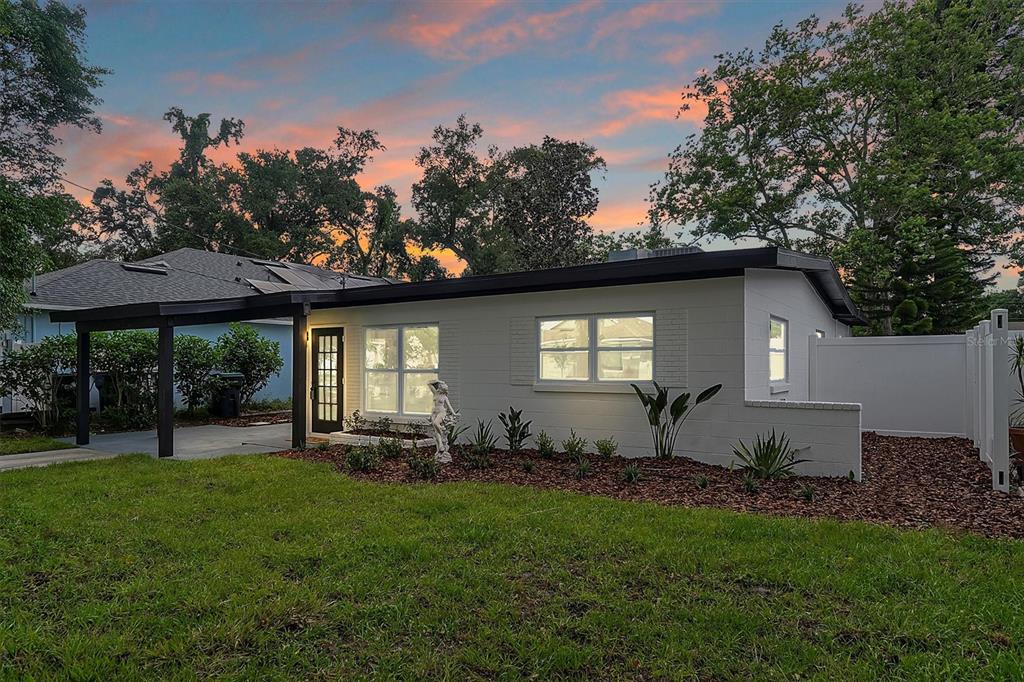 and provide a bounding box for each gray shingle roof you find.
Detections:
[26,248,386,309]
